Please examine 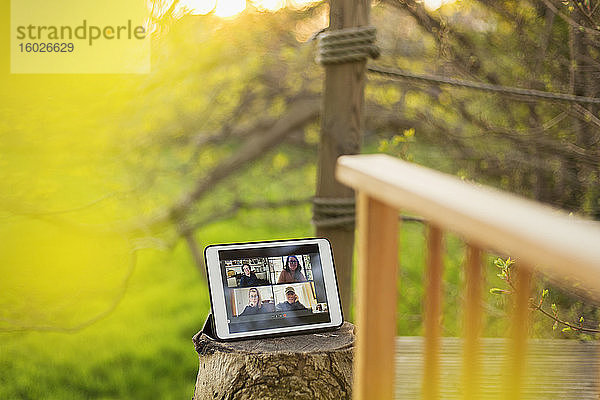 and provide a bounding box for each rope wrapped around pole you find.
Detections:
[316,26,380,65]
[312,197,356,228]
[312,197,427,228]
